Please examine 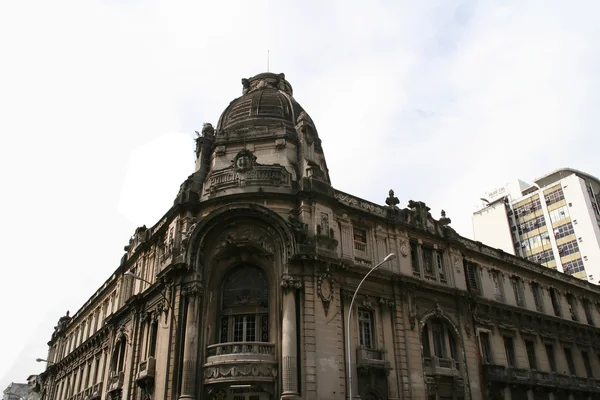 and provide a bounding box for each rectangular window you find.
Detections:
[581,351,593,378]
[583,300,594,326]
[525,340,537,370]
[553,222,575,240]
[512,279,525,307]
[563,258,585,275]
[559,240,580,257]
[514,196,542,219]
[492,271,505,302]
[148,323,158,357]
[422,246,434,275]
[358,310,374,349]
[545,344,556,372]
[567,295,578,321]
[503,336,516,367]
[564,347,575,375]
[479,332,493,364]
[353,228,367,252]
[549,288,562,317]
[544,187,565,205]
[232,315,256,342]
[526,249,554,264]
[410,241,420,274]
[436,251,446,282]
[466,262,480,294]
[532,283,544,312]
[549,205,569,223]
[517,215,546,235]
